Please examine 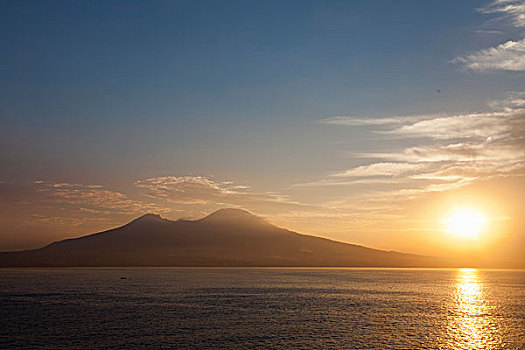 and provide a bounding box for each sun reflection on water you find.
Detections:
[447,268,501,349]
